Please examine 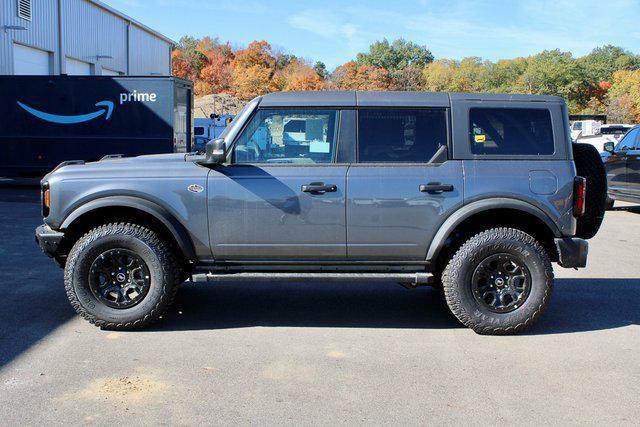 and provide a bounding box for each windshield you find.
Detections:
[601,127,632,135]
